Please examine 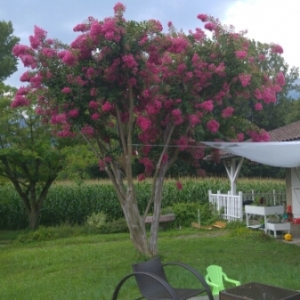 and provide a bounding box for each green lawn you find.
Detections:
[1,227,300,300]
